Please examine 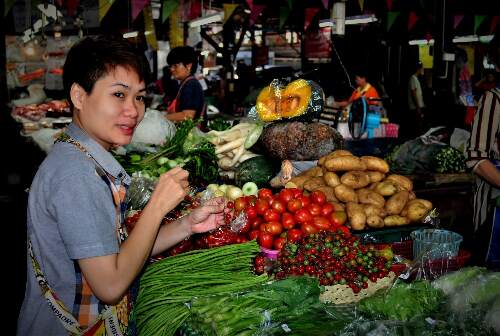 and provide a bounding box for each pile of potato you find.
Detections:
[285,150,433,231]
